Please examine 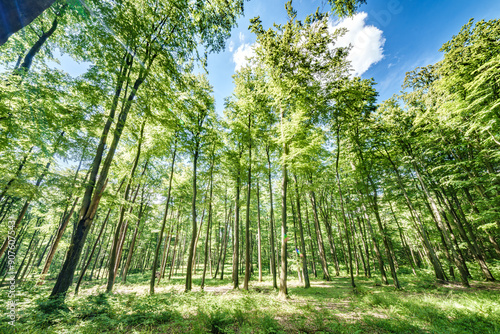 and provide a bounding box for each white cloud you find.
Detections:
[232,43,255,71]
[329,12,385,76]
[239,32,245,43]
[228,40,234,53]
